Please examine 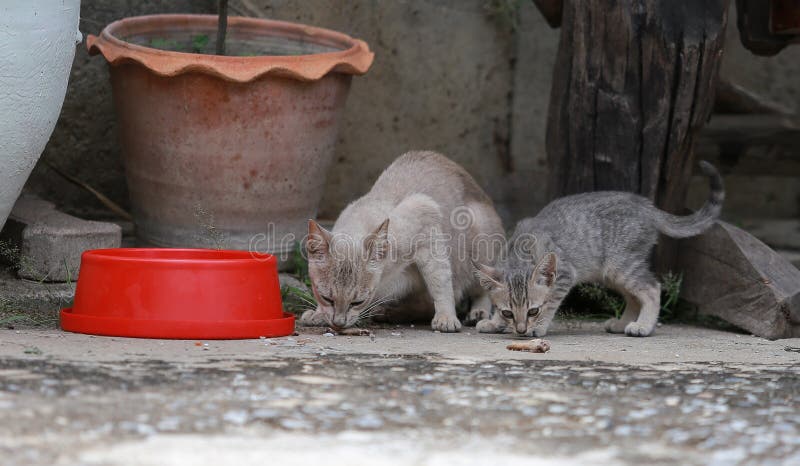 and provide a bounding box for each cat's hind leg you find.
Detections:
[621,272,661,337]
[604,291,641,334]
